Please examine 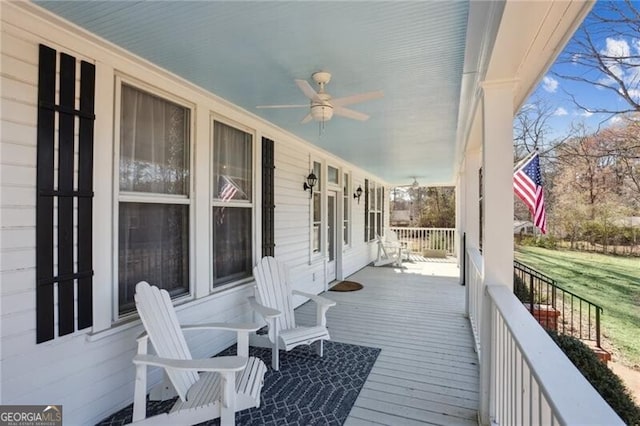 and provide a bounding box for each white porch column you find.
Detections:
[463,148,481,252]
[455,176,462,270]
[478,80,516,425]
[481,80,515,288]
